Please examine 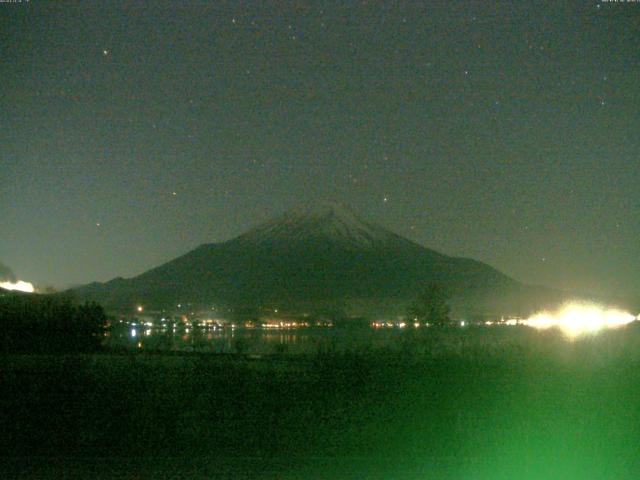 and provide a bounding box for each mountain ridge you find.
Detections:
[72,204,575,317]
[0,261,16,282]
[233,202,409,250]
